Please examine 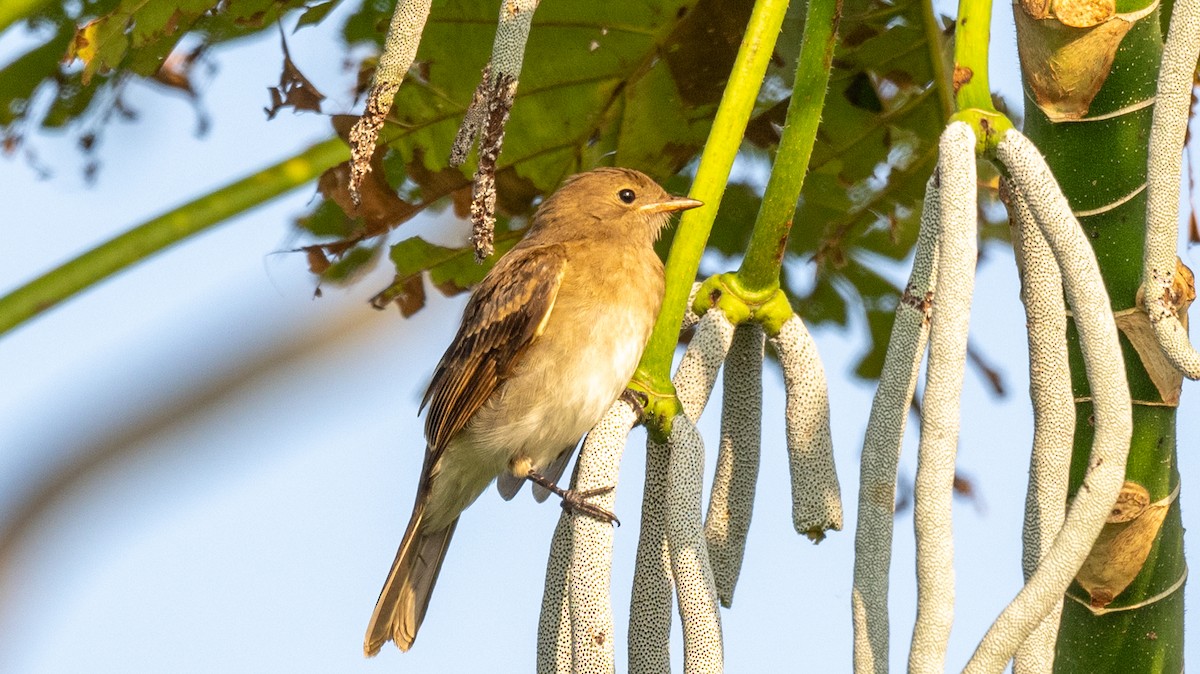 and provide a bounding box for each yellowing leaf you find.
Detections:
[69,16,130,85]
[66,0,251,84]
